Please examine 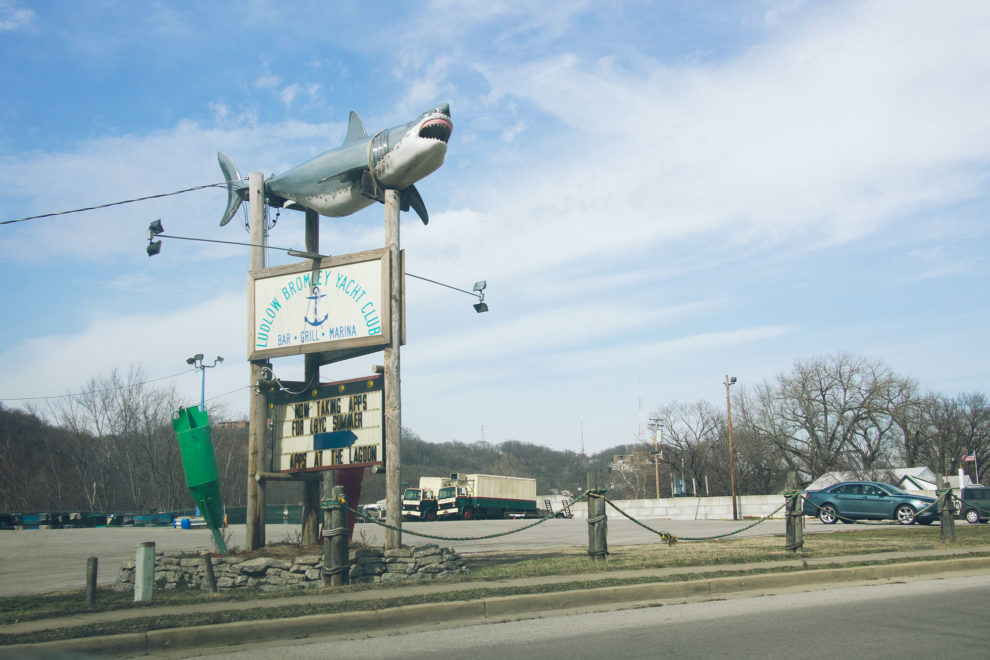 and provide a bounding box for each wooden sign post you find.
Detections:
[246,171,267,551]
